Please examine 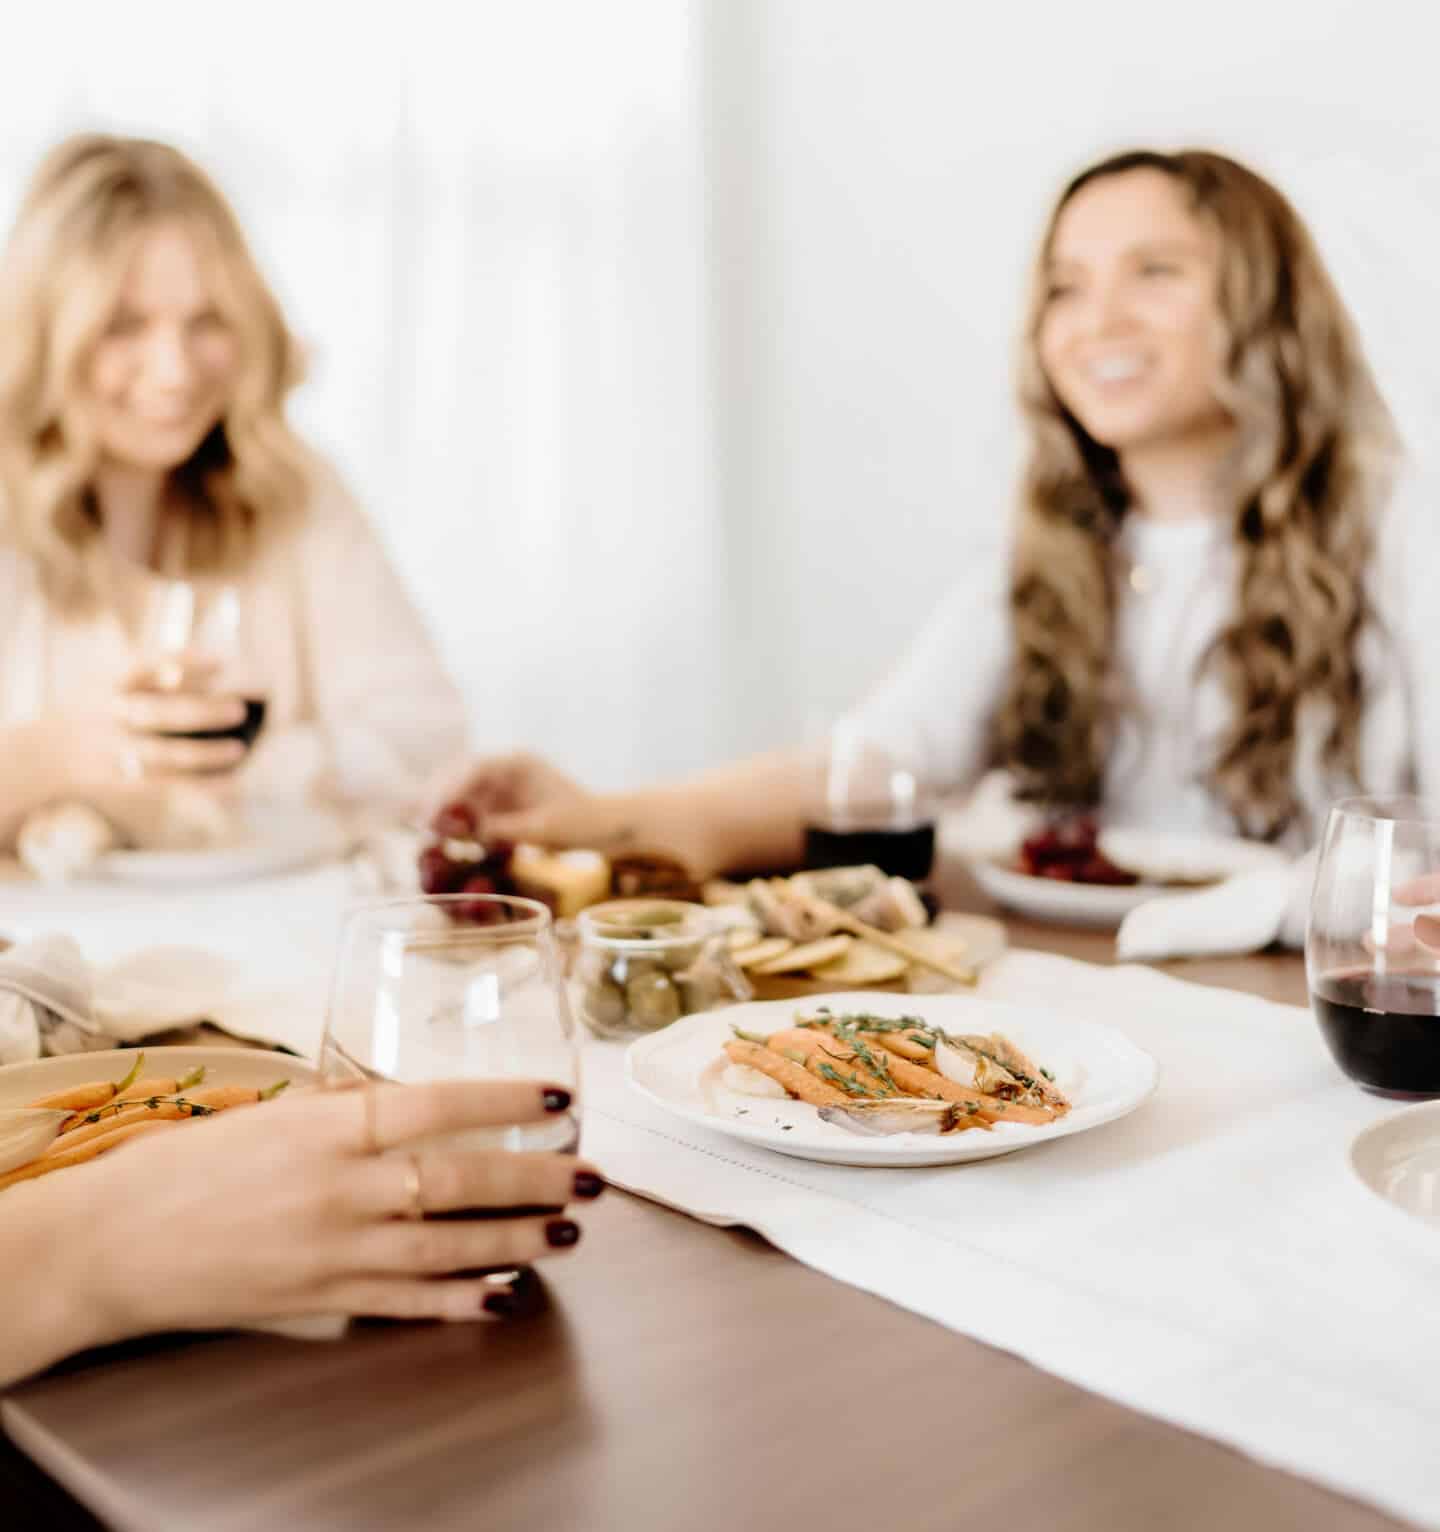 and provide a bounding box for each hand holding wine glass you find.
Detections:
[321,894,584,1298]
[119,578,268,778]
